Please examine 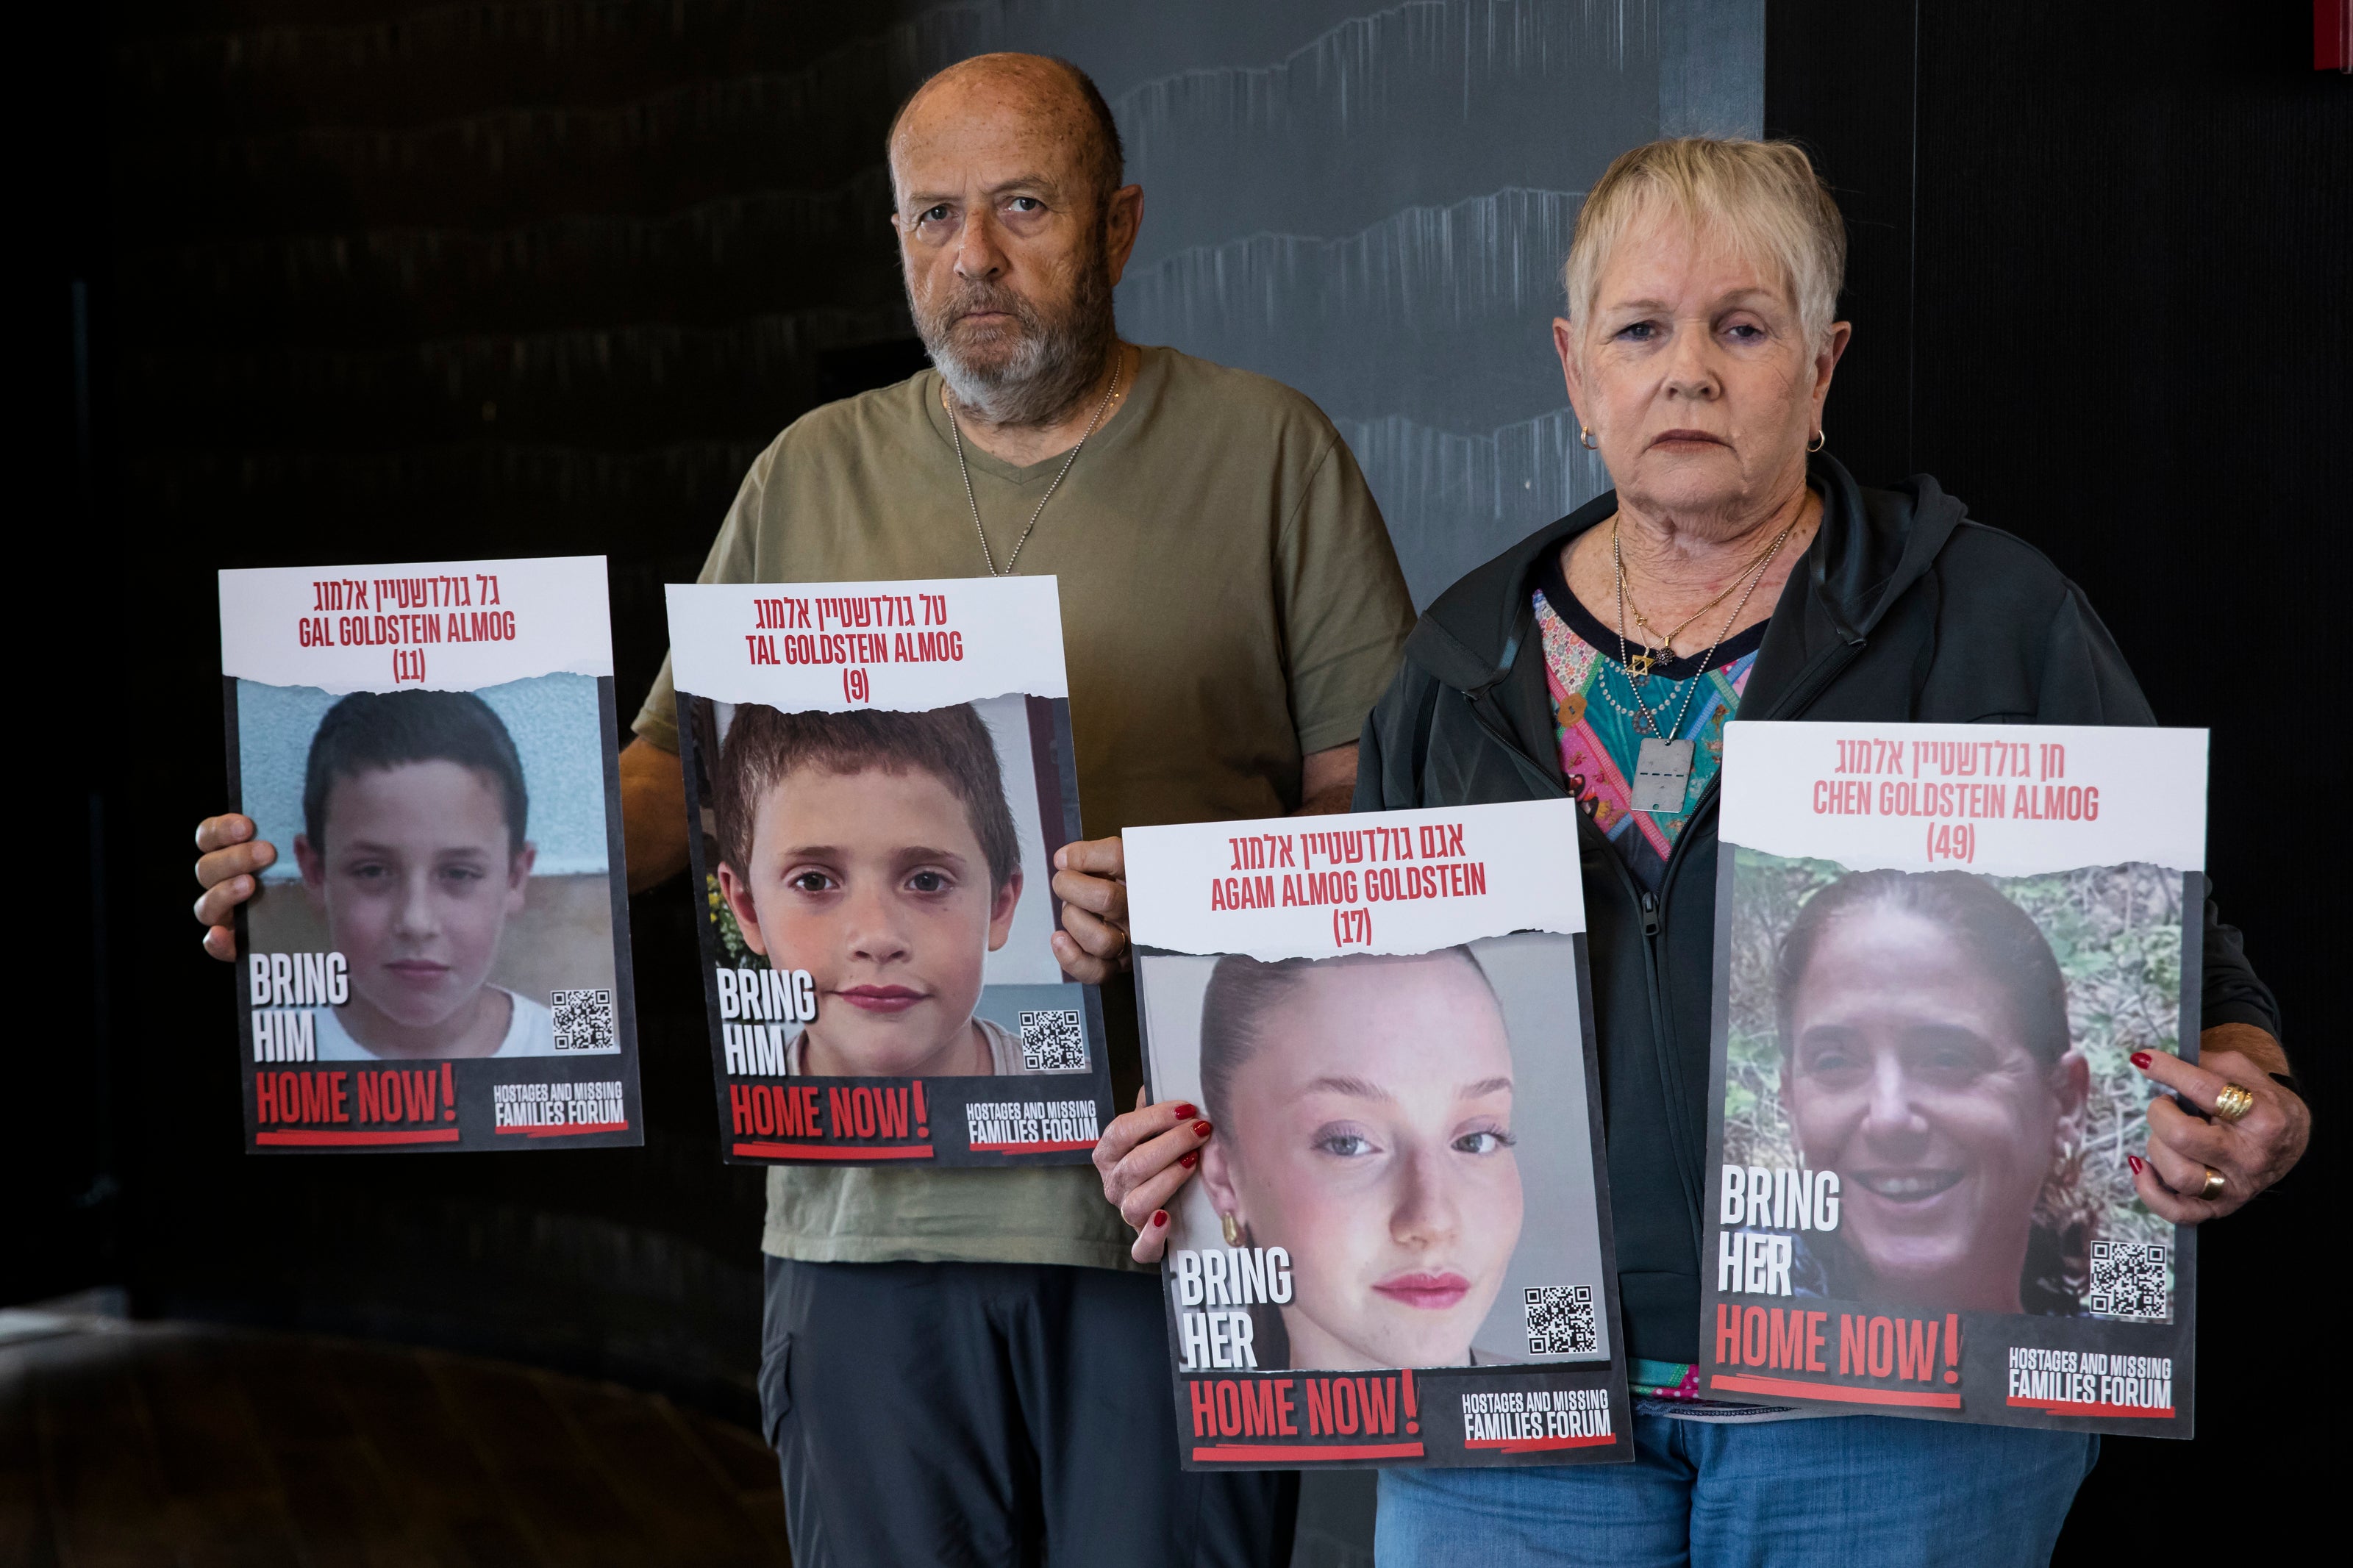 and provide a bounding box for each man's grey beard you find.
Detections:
[915,259,1117,428]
